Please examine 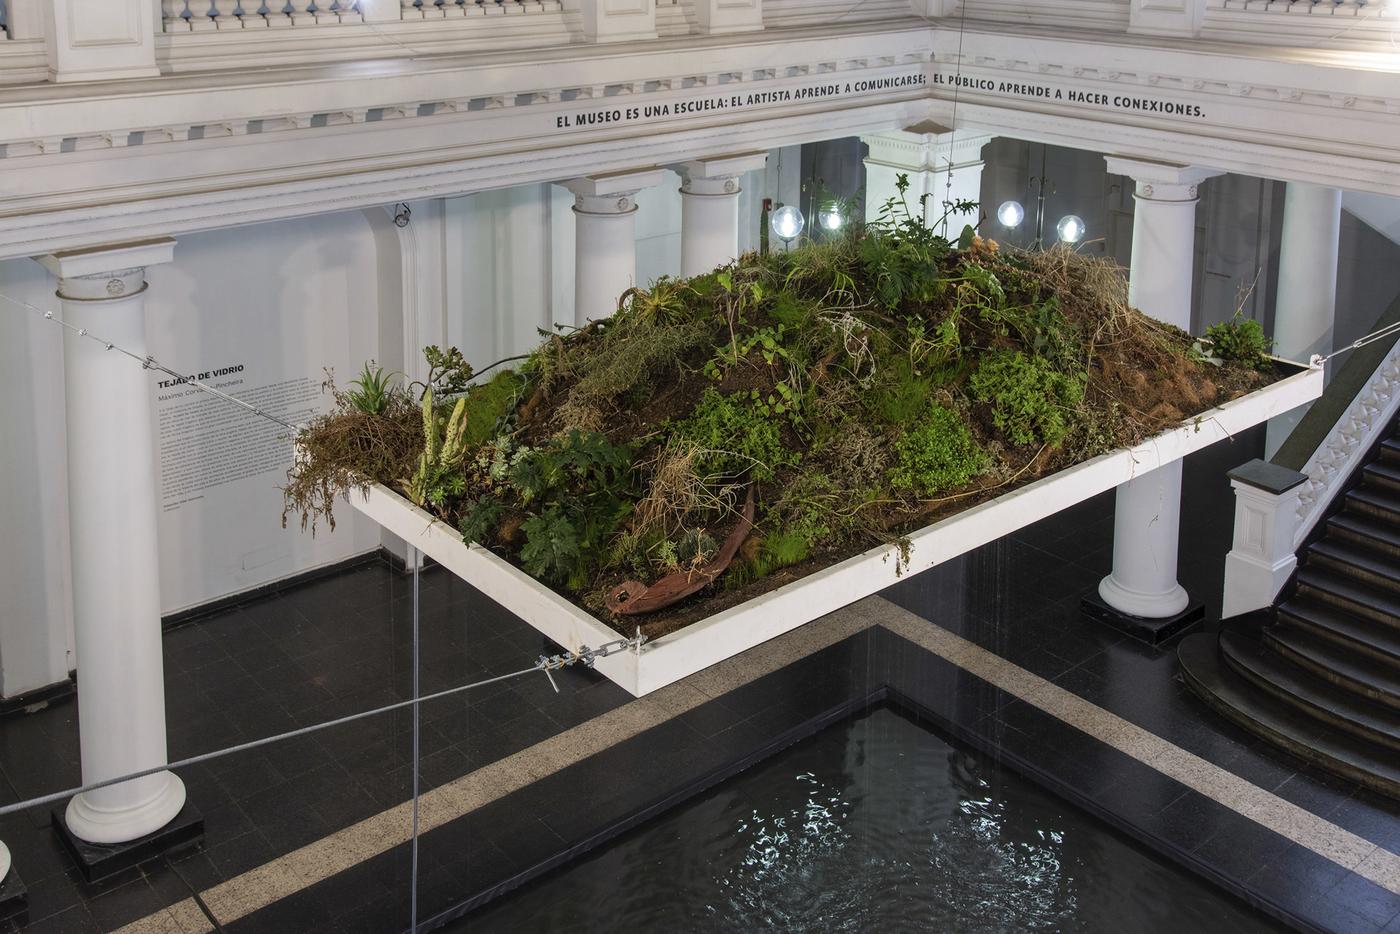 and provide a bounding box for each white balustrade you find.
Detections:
[164,0,361,27]
[1292,345,1400,548]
